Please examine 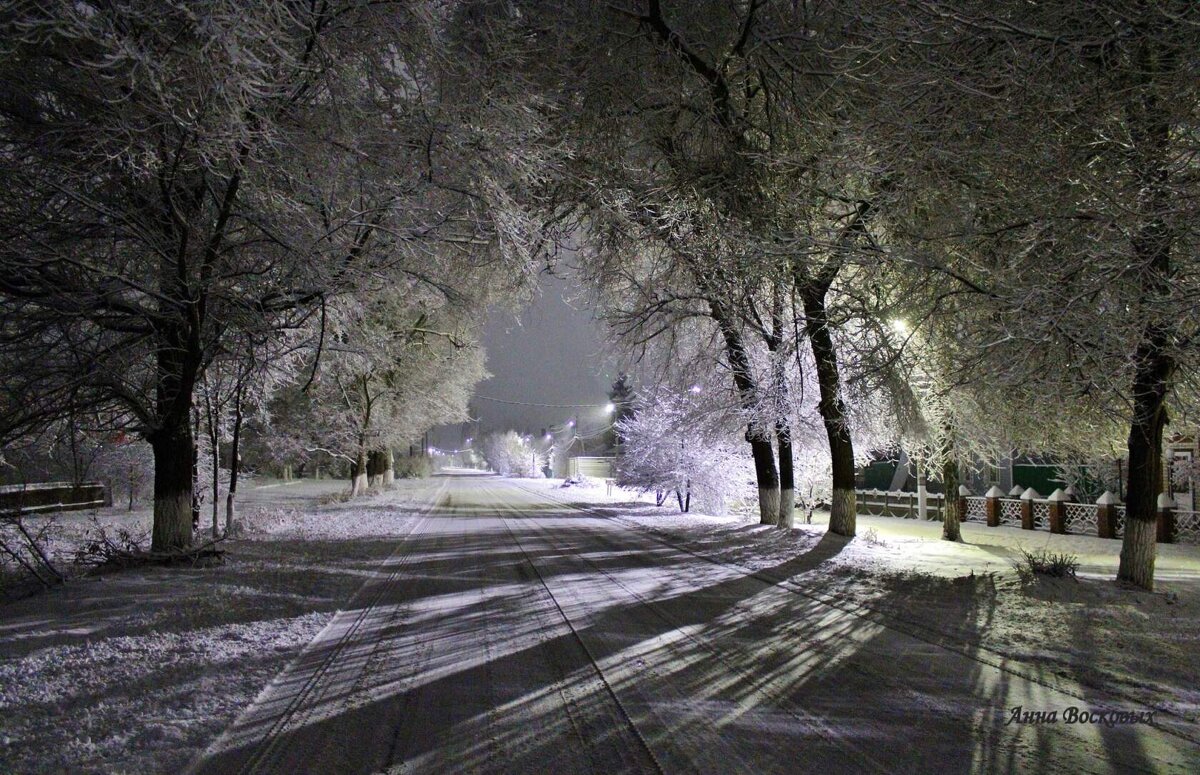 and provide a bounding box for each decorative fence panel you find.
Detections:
[1174,510,1200,543]
[1032,502,1049,530]
[854,489,1196,544]
[1065,503,1097,536]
